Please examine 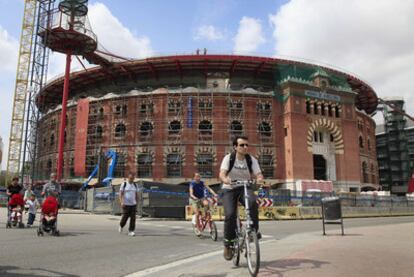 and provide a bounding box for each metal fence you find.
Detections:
[84,181,189,217]
[269,190,414,208]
